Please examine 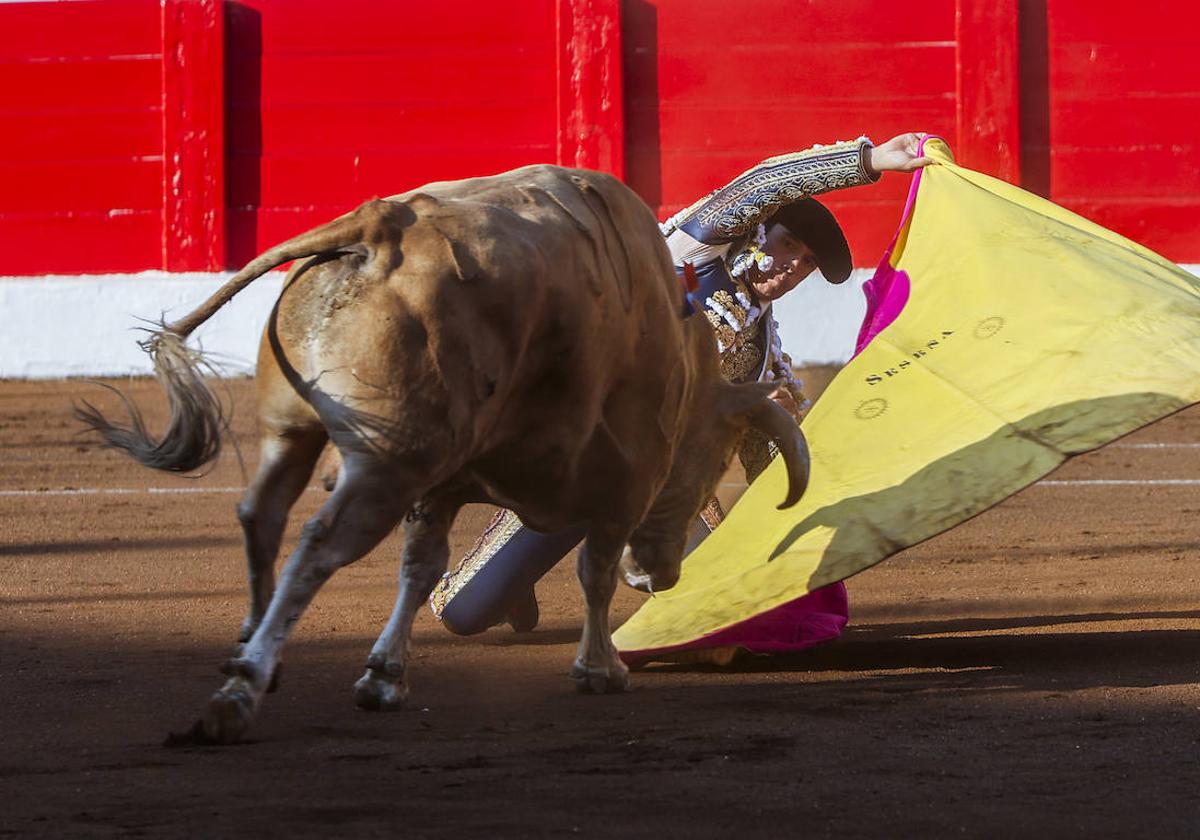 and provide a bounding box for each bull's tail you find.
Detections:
[76,198,402,474]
